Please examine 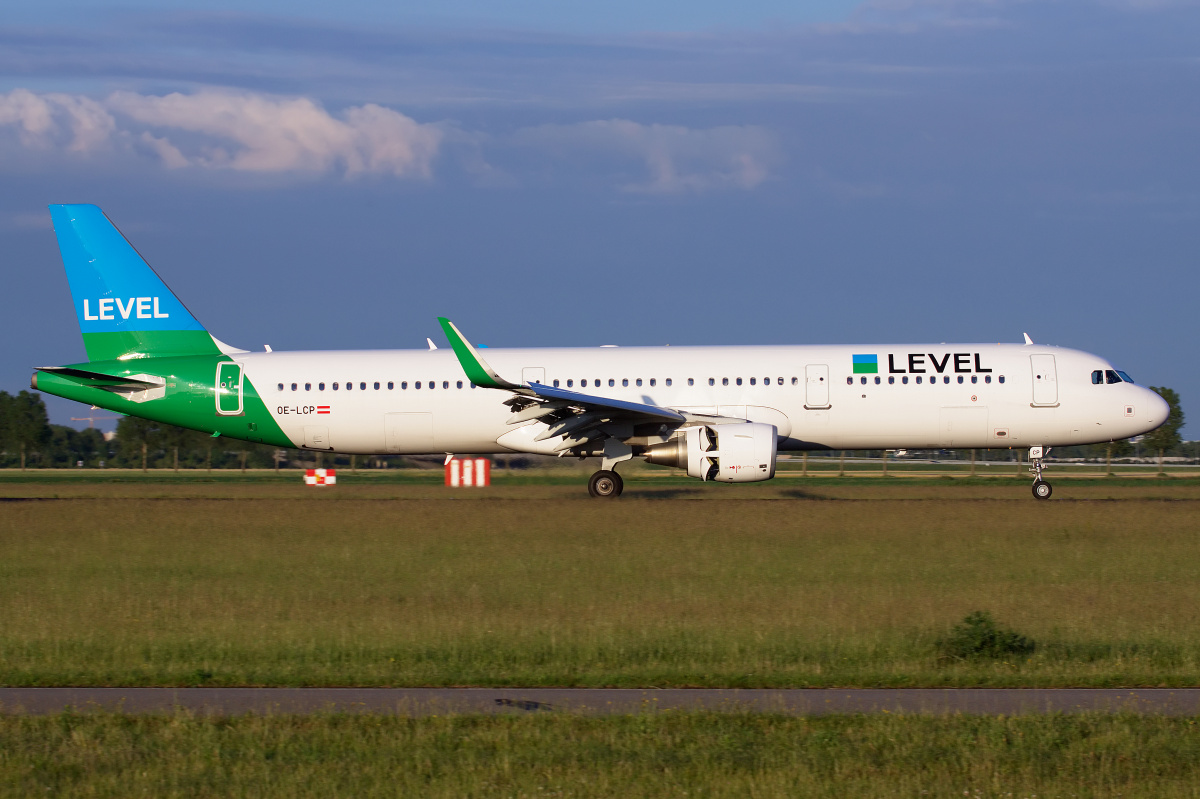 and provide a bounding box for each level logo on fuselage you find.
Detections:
[887,353,991,374]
